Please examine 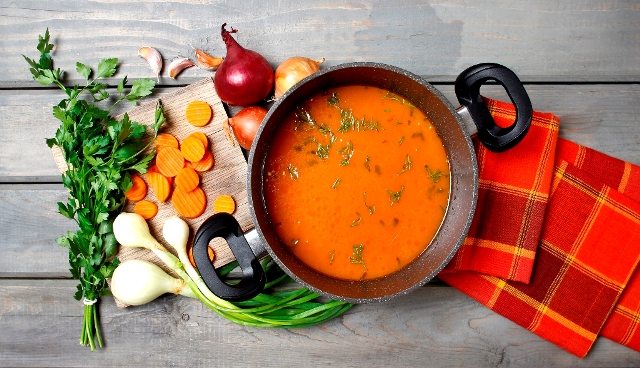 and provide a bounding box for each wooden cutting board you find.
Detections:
[52,77,252,270]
